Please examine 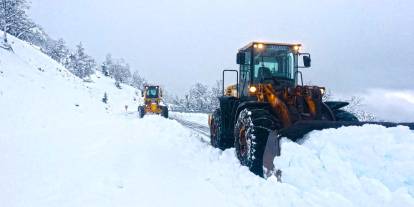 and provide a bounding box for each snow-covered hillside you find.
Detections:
[1,35,414,207]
